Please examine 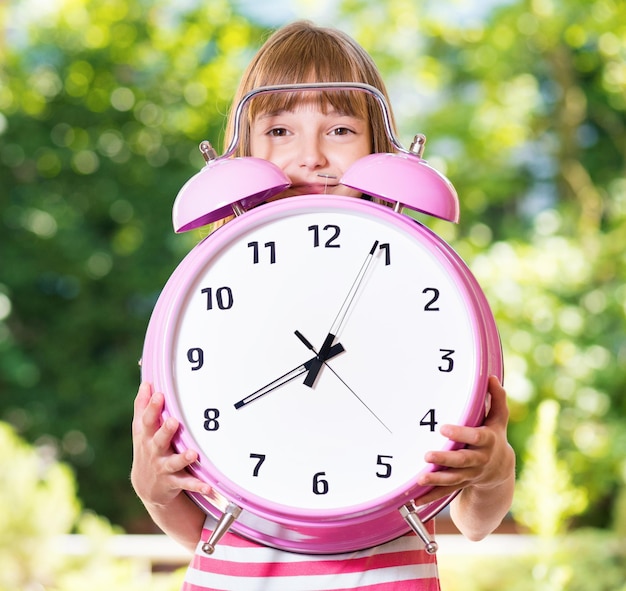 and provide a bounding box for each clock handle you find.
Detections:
[399,502,439,555]
[201,502,243,555]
